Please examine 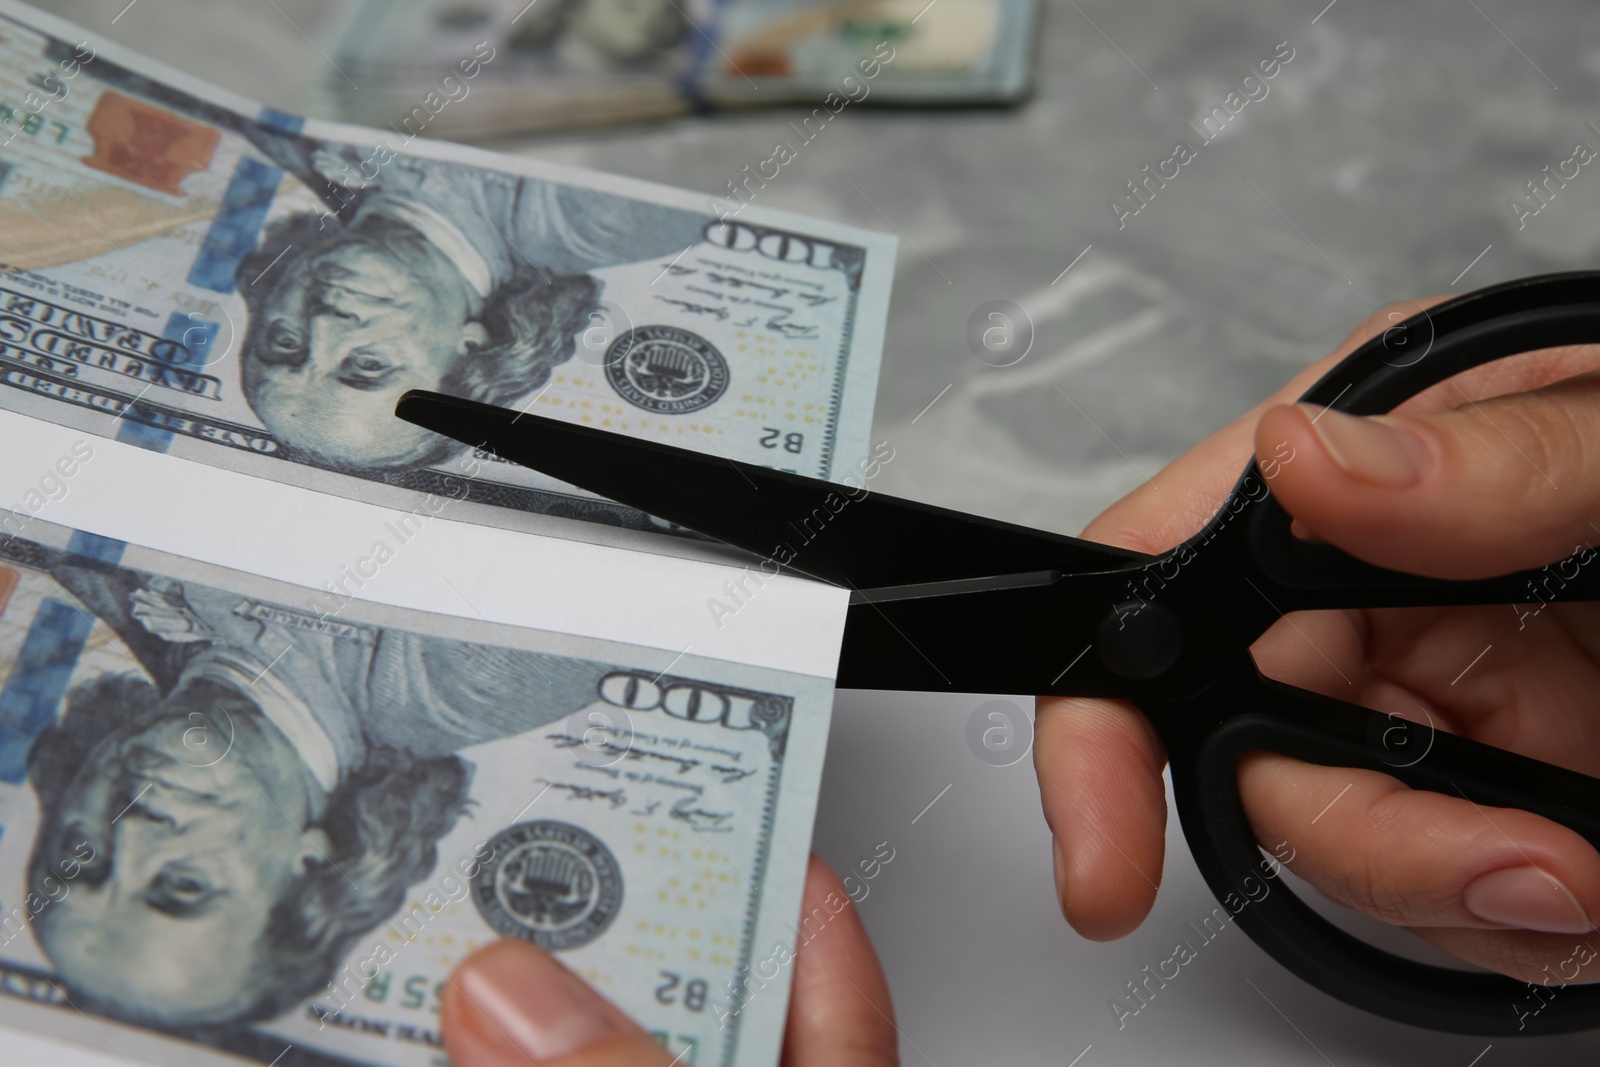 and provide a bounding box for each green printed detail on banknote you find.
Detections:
[0,517,836,1067]
[0,1,893,536]
[324,0,1040,139]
